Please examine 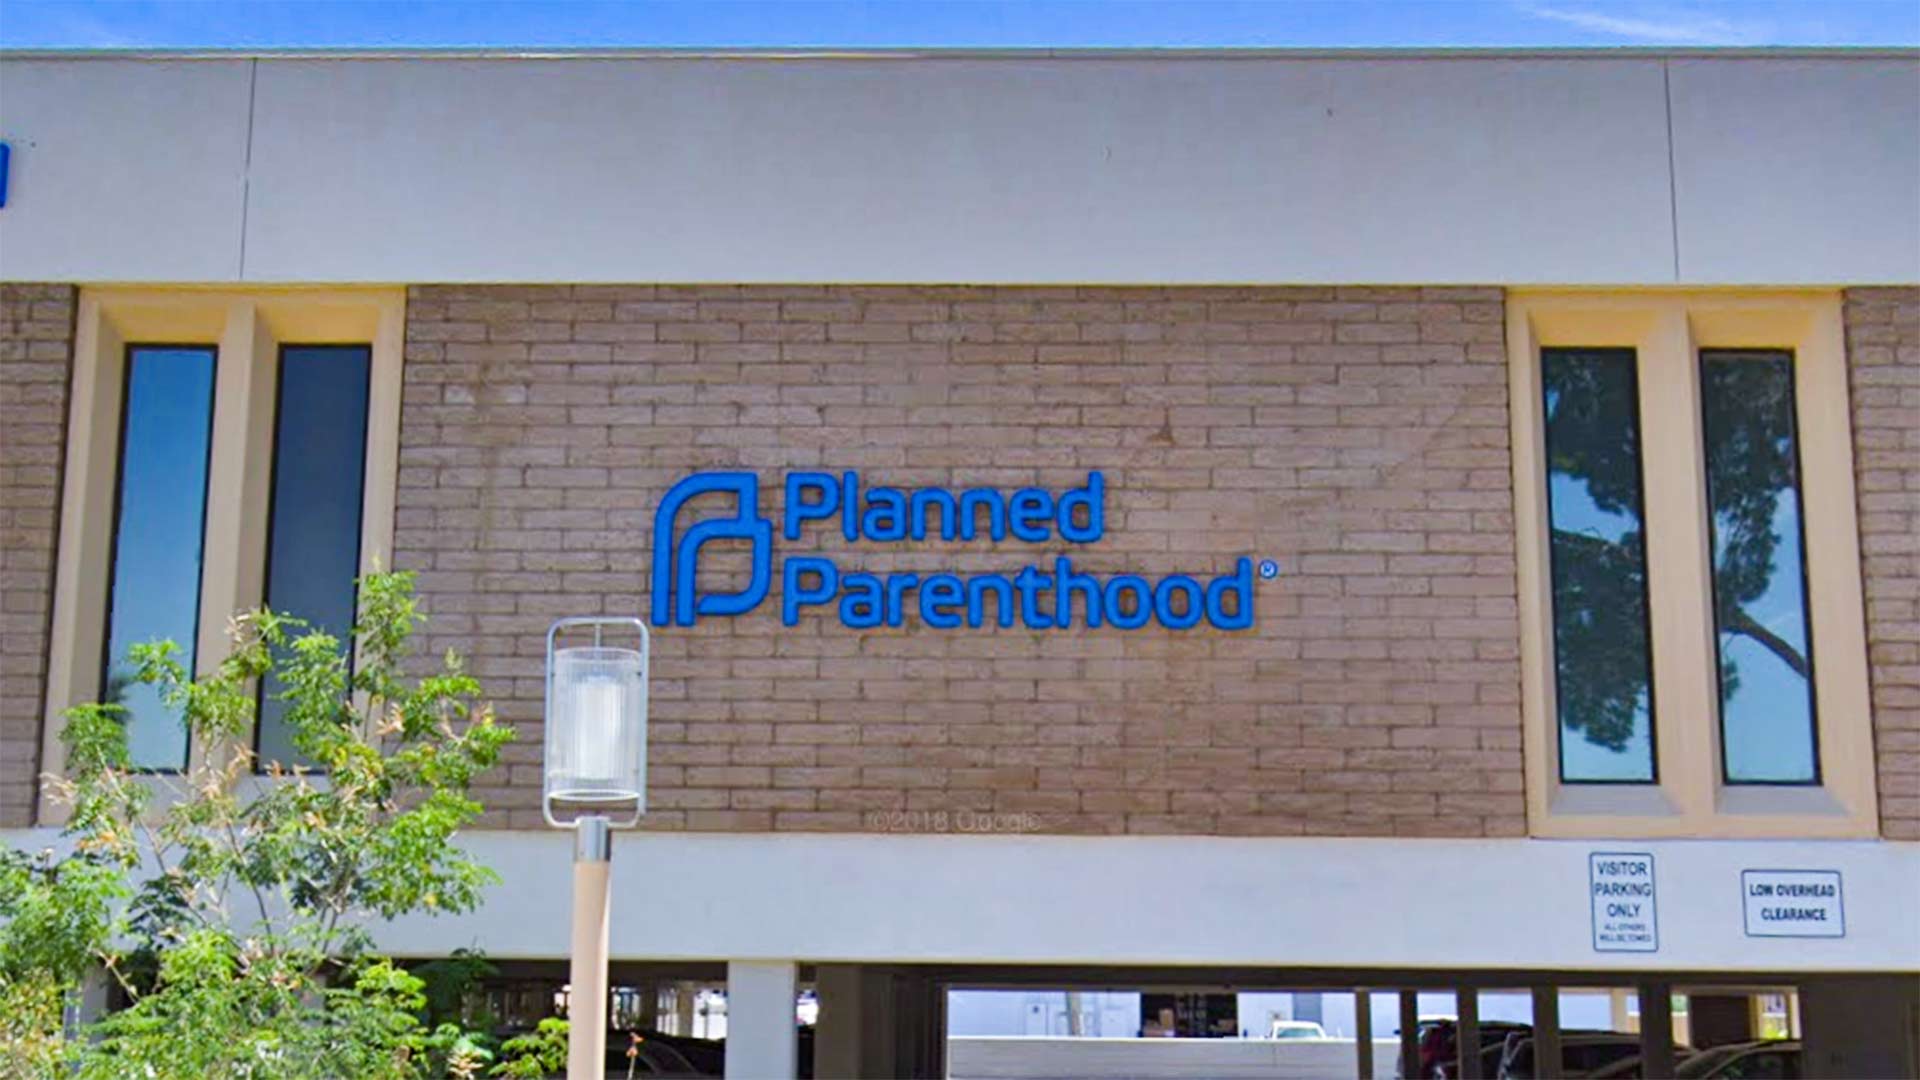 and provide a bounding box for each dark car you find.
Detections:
[1589,1040,1805,1080]
[1497,1033,1693,1079]
[1680,1041,1802,1079]
[602,1031,725,1078]
[1416,1020,1534,1079]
